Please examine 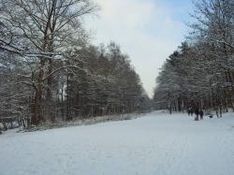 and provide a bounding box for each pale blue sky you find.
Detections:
[86,0,194,97]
